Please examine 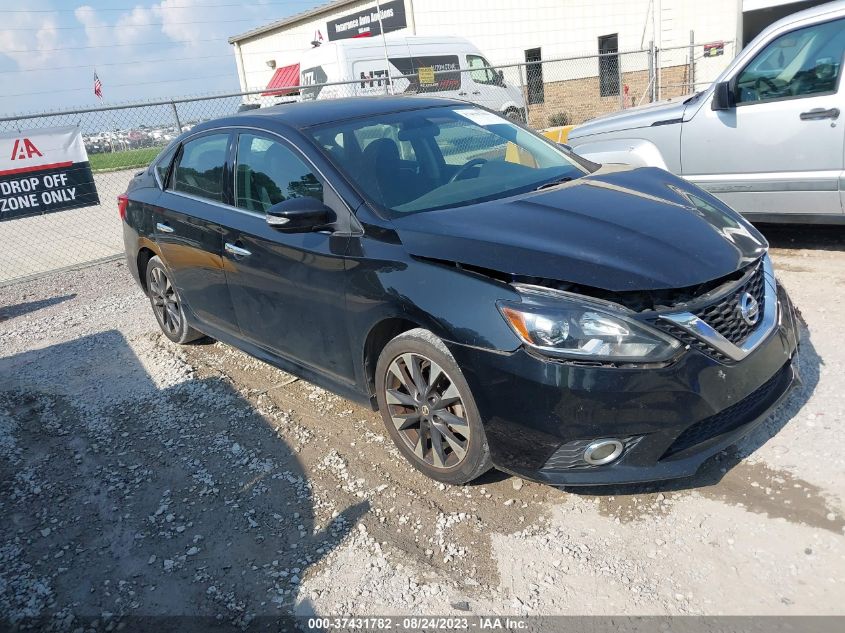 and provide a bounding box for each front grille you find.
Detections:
[662,361,792,458]
[654,260,767,362]
[693,262,765,345]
